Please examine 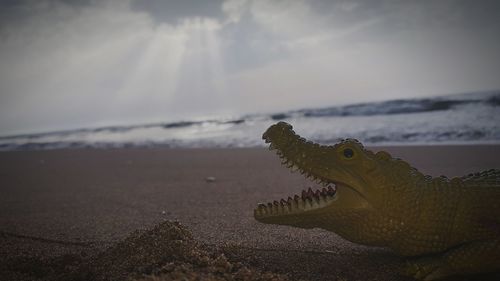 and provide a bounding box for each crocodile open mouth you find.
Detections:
[254,125,342,219]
